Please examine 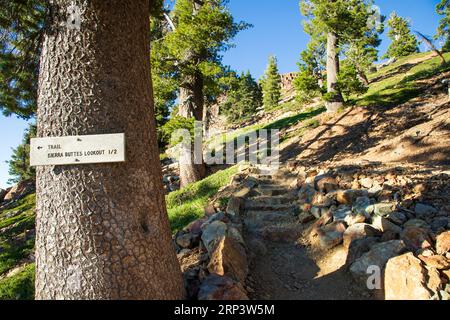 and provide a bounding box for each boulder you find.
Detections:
[310,206,322,219]
[317,221,347,250]
[207,236,248,283]
[198,274,249,300]
[385,252,442,300]
[360,177,373,189]
[372,216,403,235]
[176,232,199,249]
[310,211,333,237]
[436,231,450,255]
[350,240,406,279]
[430,217,449,233]
[401,227,433,251]
[353,196,372,215]
[343,223,381,249]
[371,203,395,217]
[336,189,368,205]
[332,205,352,221]
[345,212,367,226]
[415,203,438,219]
[311,192,333,207]
[418,254,450,270]
[298,183,316,204]
[345,237,379,266]
[227,225,245,245]
[226,196,244,217]
[368,184,383,197]
[186,217,208,236]
[0,188,7,203]
[315,175,338,193]
[404,219,430,229]
[201,221,227,254]
[3,179,35,202]
[386,211,407,226]
[380,230,399,242]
